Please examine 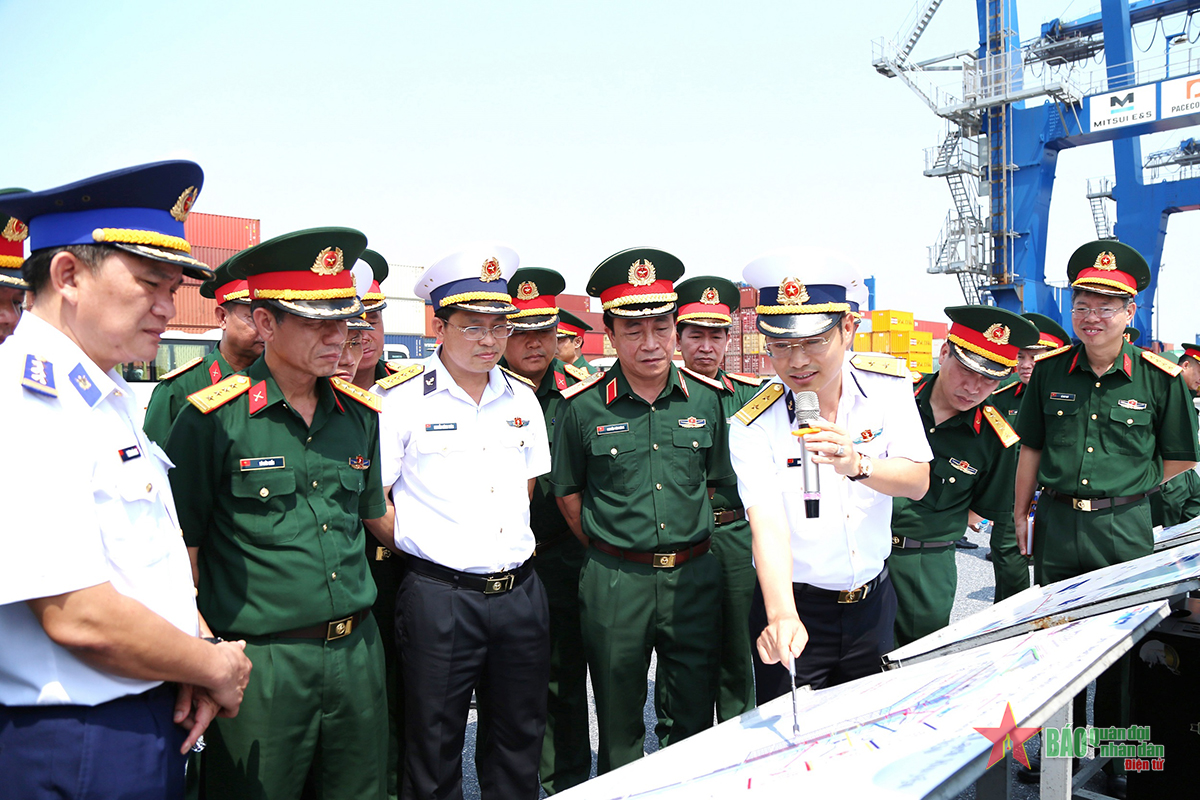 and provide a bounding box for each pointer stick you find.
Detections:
[788,654,799,737]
